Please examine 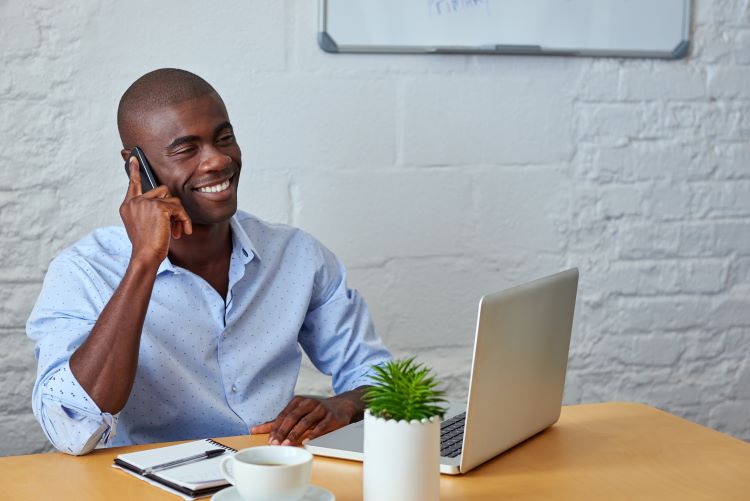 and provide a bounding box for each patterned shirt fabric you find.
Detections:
[27,211,391,455]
